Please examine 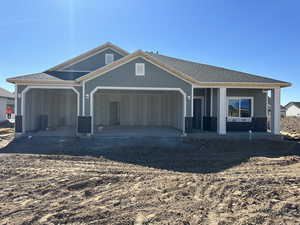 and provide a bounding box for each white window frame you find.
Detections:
[227,96,254,120]
[105,53,114,65]
[135,63,145,76]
